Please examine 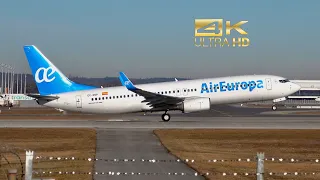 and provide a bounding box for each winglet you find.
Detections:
[119,72,137,90]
